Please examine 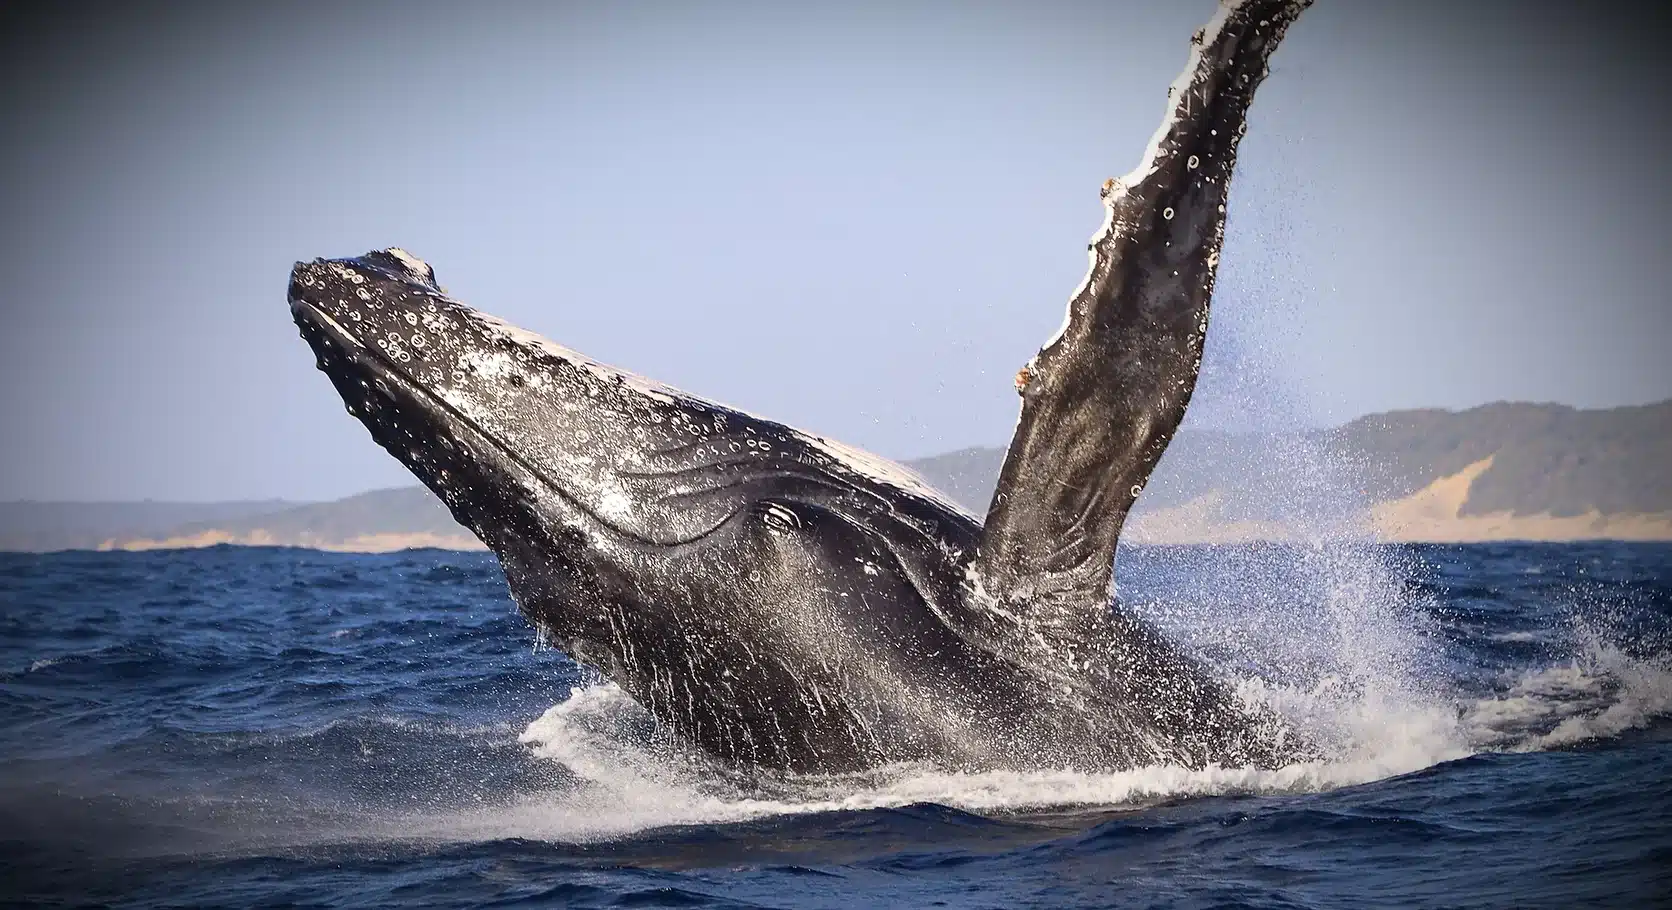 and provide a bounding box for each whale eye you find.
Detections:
[762,503,802,532]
